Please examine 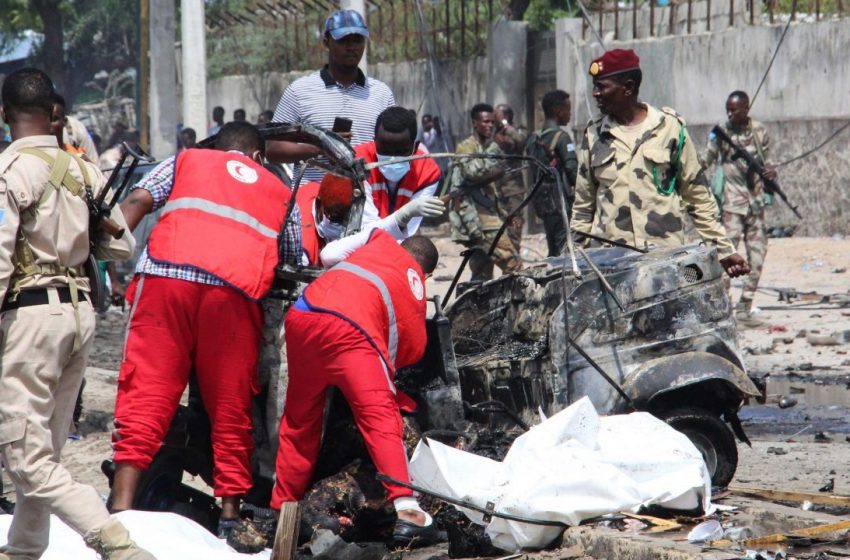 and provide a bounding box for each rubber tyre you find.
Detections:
[658,406,738,488]
[133,451,184,512]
